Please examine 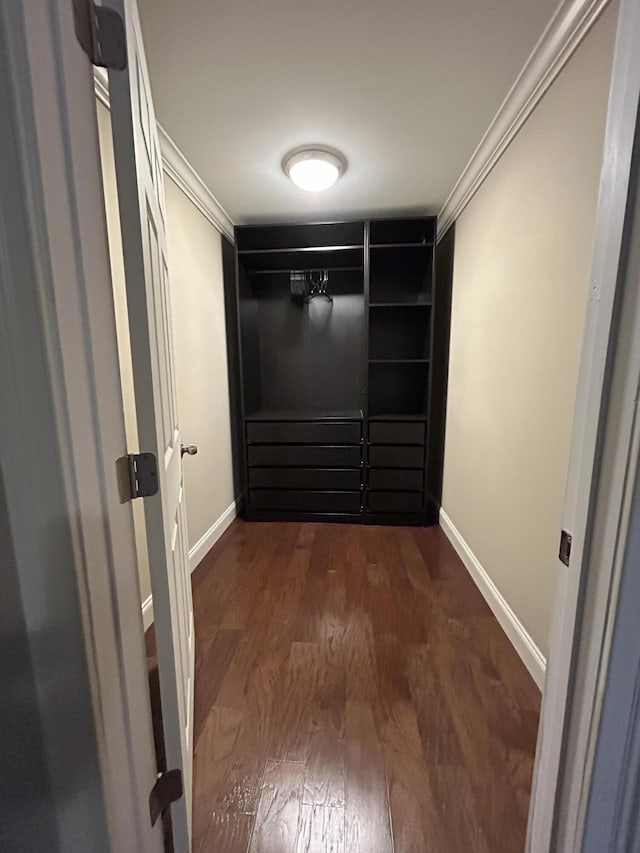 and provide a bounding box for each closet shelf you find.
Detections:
[369,359,429,364]
[245,409,363,422]
[369,301,432,308]
[368,413,429,422]
[370,242,433,249]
